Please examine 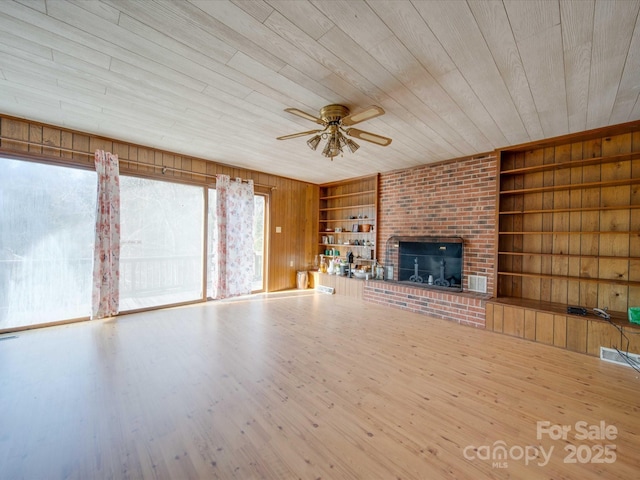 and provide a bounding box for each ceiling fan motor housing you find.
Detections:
[320,104,349,124]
